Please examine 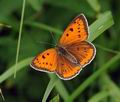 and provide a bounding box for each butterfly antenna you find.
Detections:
[49,31,57,45]
[37,41,56,47]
